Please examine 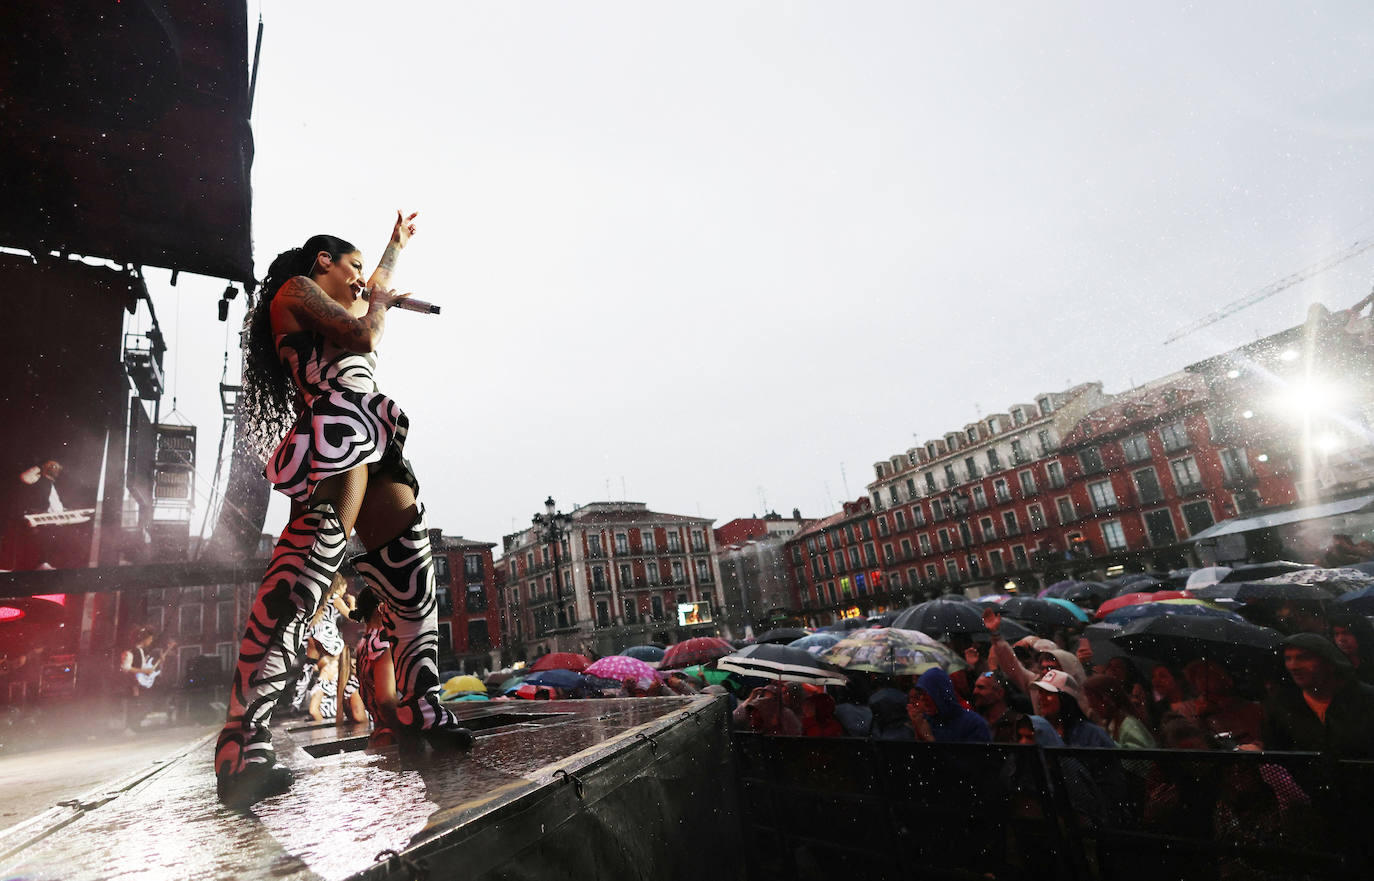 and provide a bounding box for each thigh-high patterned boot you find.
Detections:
[351,508,474,750]
[214,502,347,807]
